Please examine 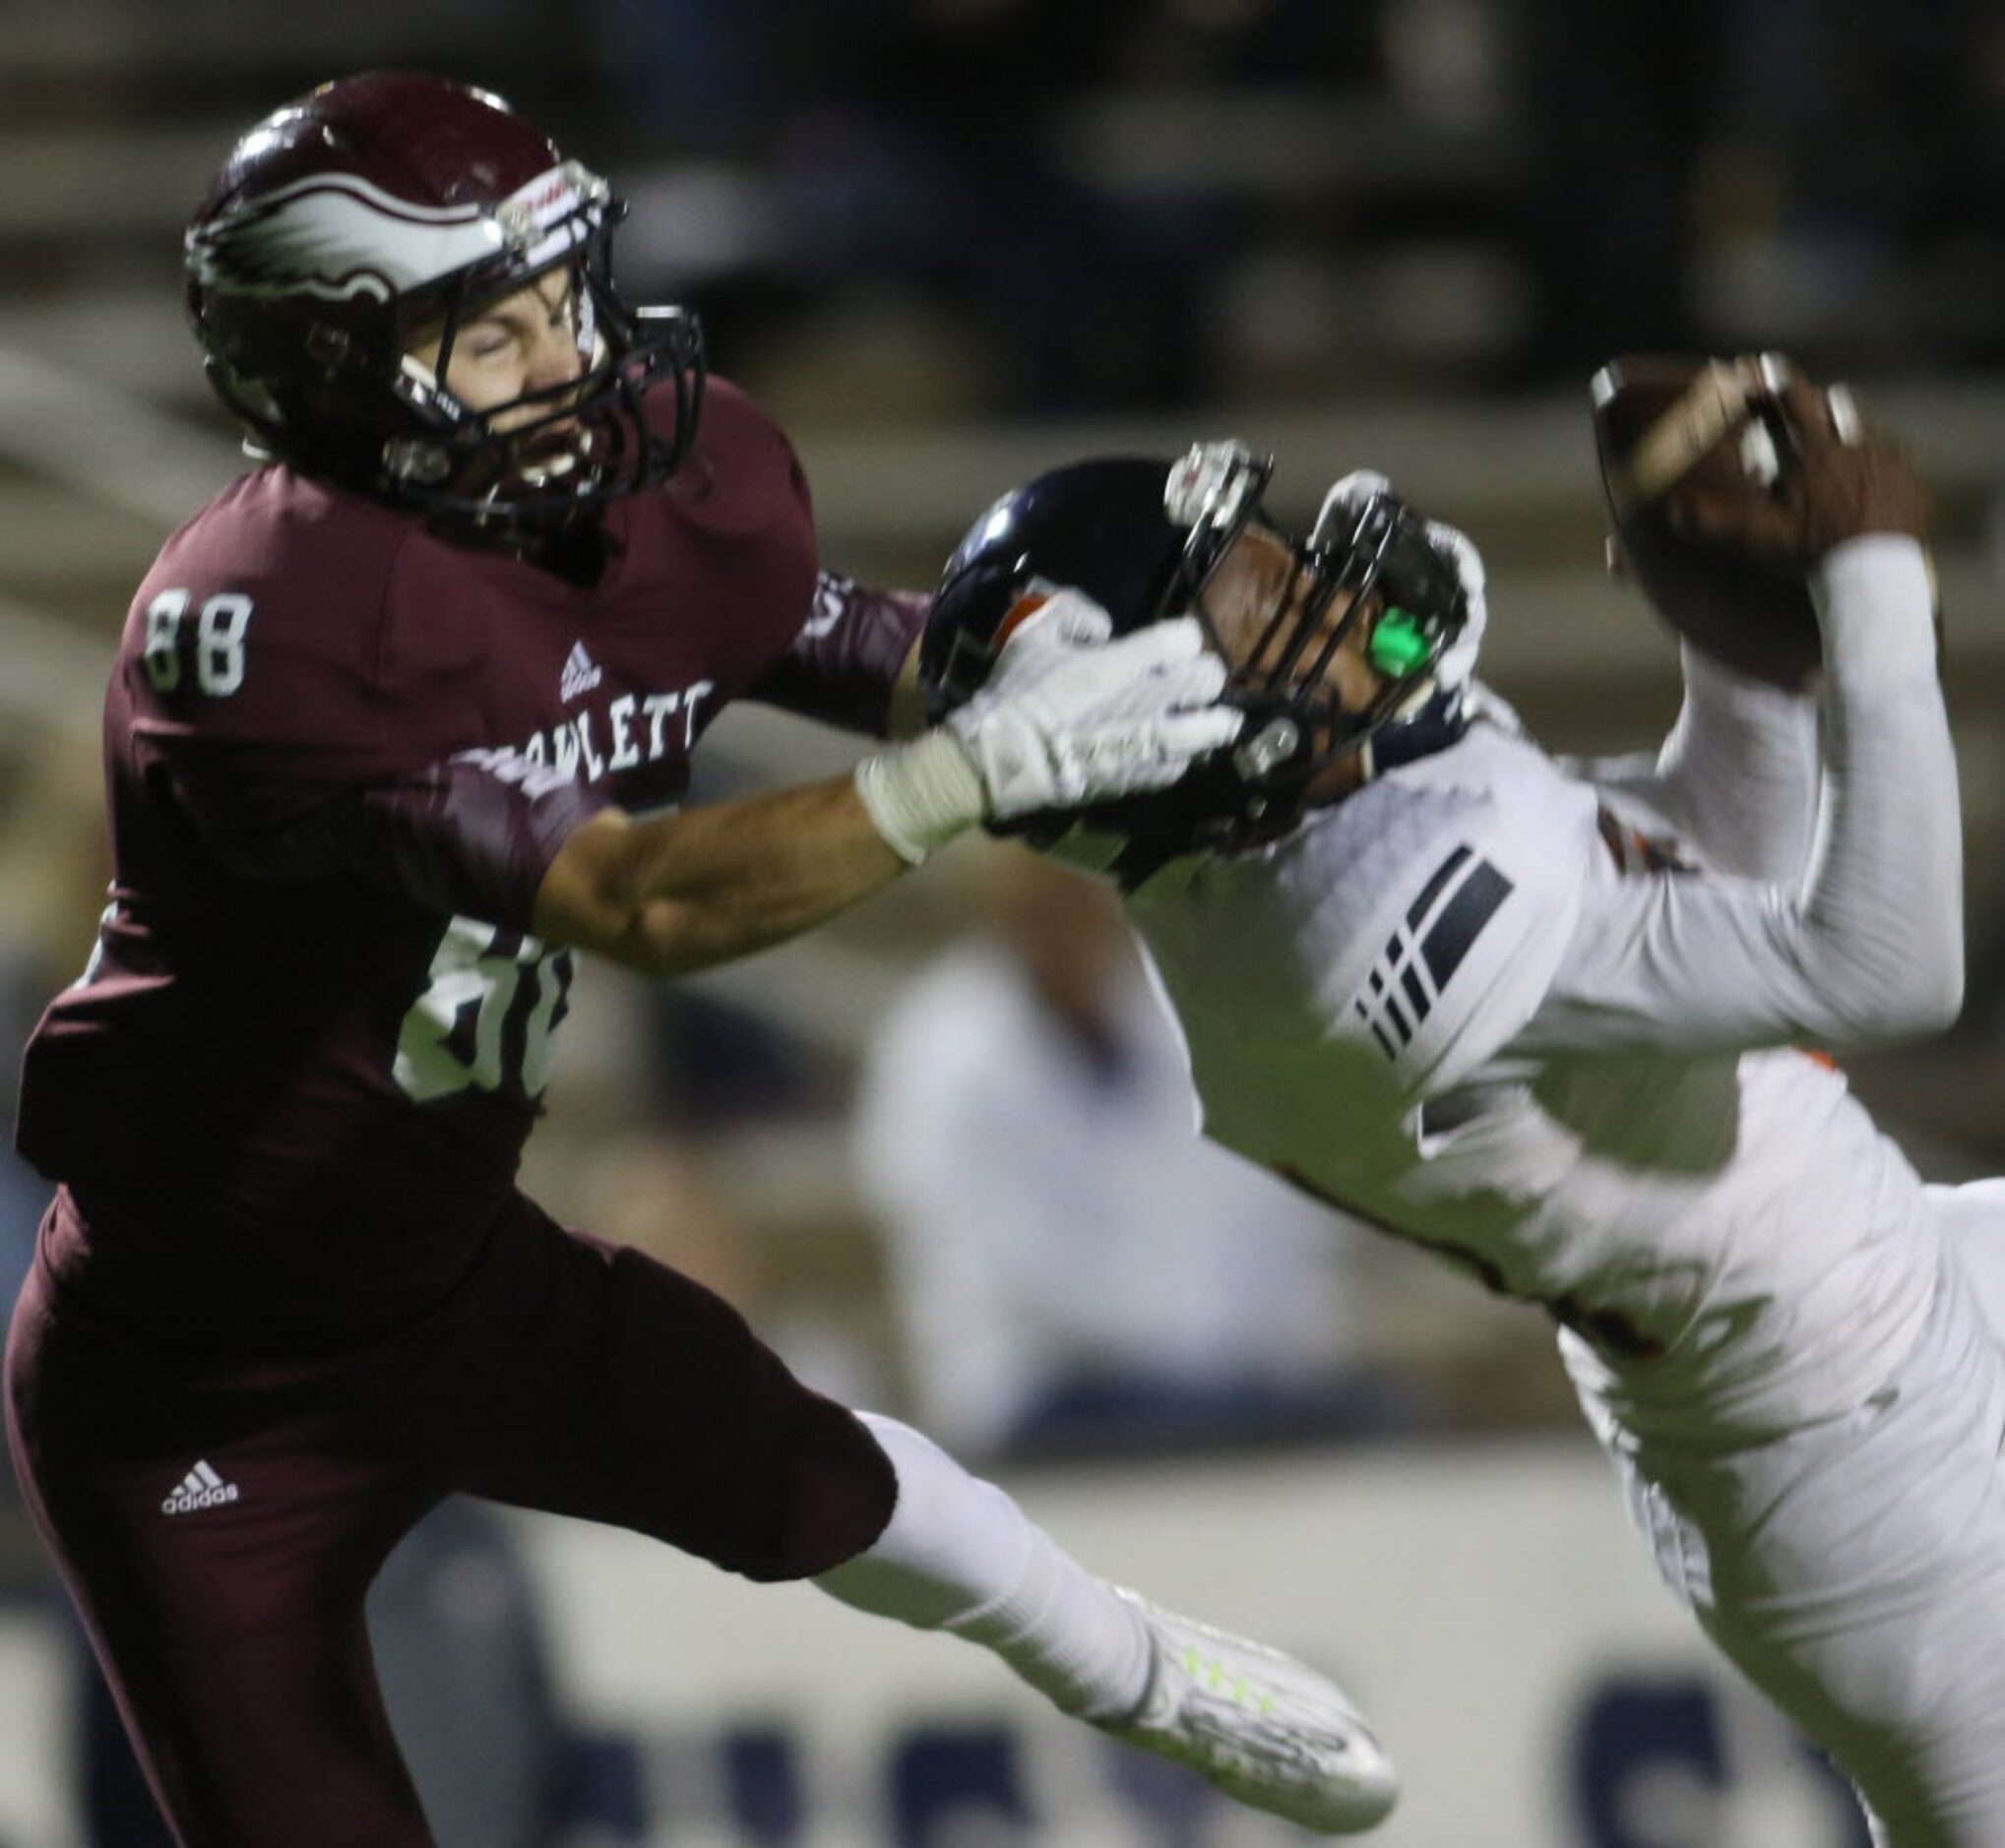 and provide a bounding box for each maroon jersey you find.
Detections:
[16,381,923,1345]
